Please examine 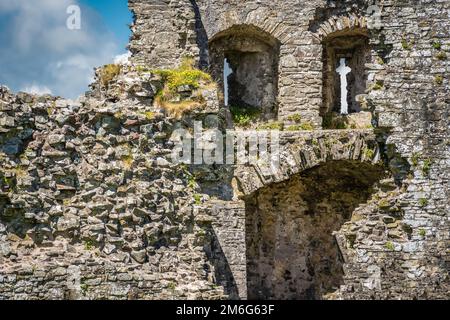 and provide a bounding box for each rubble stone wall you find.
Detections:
[0,0,448,300]
[0,68,226,300]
